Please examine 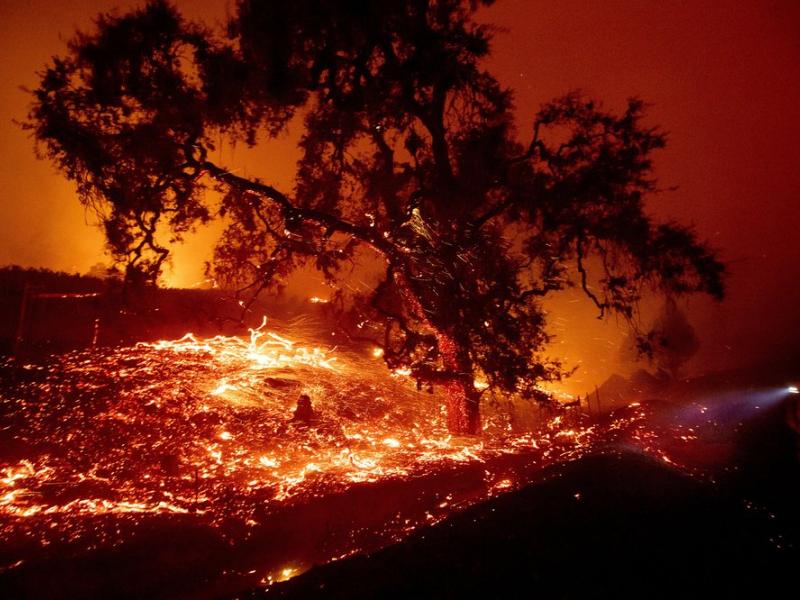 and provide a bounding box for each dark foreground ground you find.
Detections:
[249,413,800,599]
